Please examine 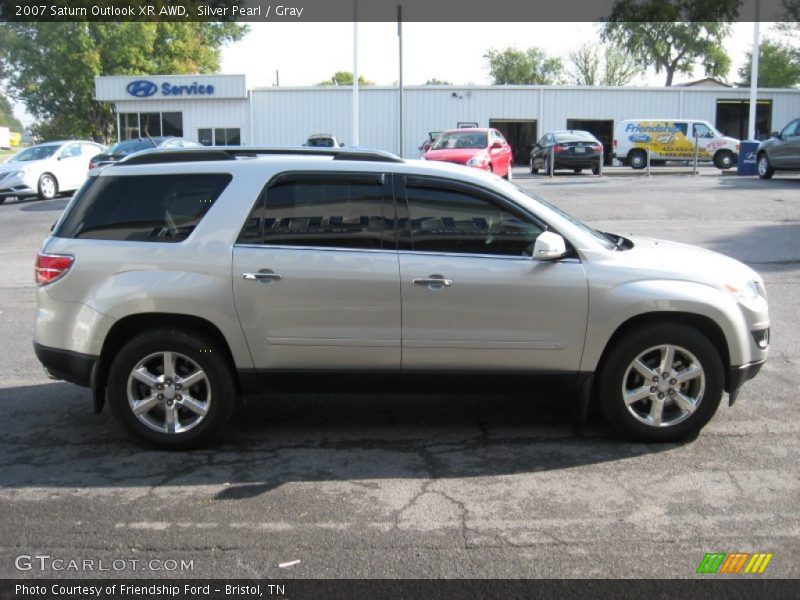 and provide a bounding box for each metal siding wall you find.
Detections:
[241,86,800,157]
